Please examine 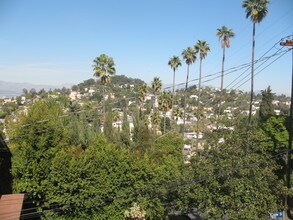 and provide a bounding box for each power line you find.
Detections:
[234,48,292,91]
[228,48,287,90]
[184,47,291,115]
[225,35,291,90]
